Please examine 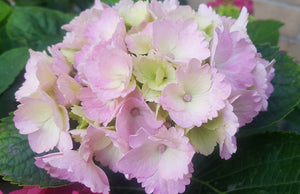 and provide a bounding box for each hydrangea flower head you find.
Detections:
[13,0,275,193]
